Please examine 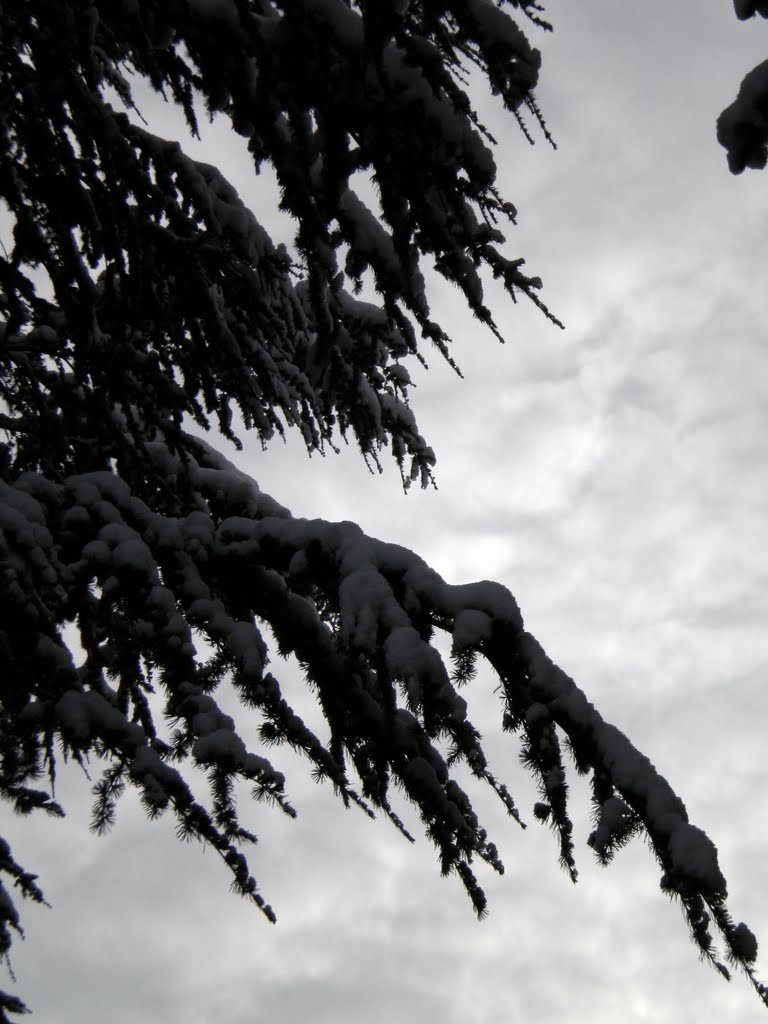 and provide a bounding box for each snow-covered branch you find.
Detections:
[1,439,765,1006]
[718,2,768,173]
